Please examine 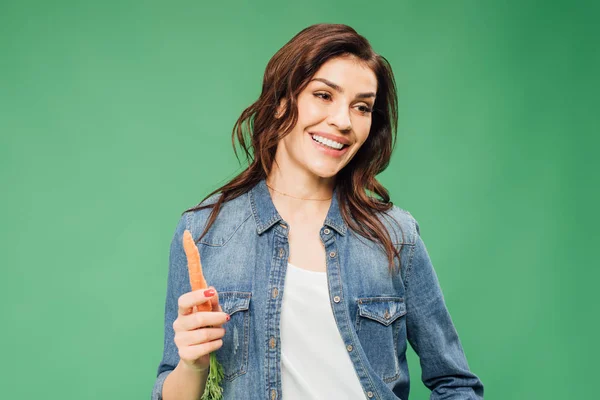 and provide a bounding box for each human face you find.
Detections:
[276,56,377,179]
